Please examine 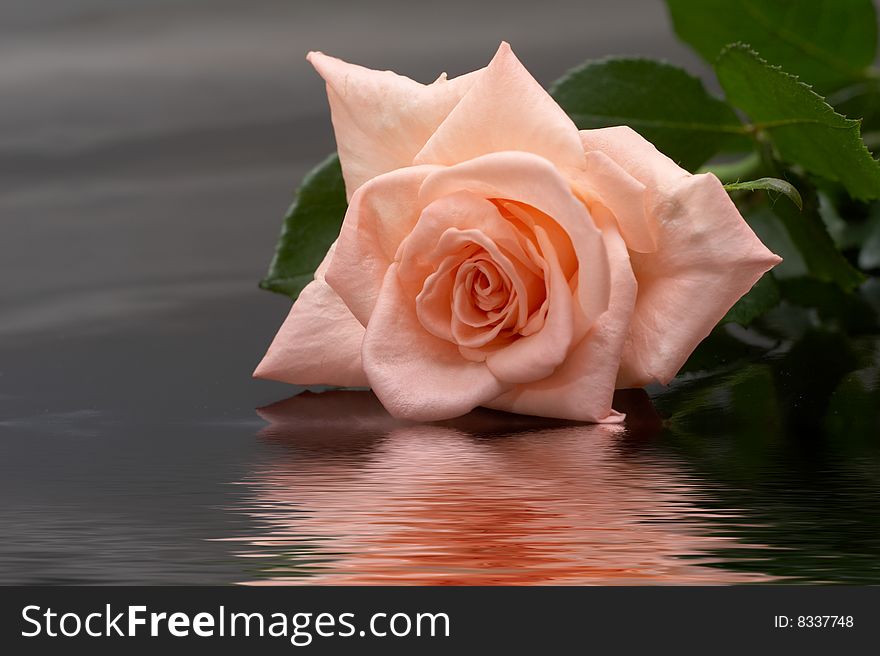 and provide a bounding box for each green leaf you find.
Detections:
[259,154,347,299]
[666,0,878,92]
[721,272,781,326]
[724,177,803,209]
[549,57,749,171]
[769,180,865,291]
[716,45,880,201]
